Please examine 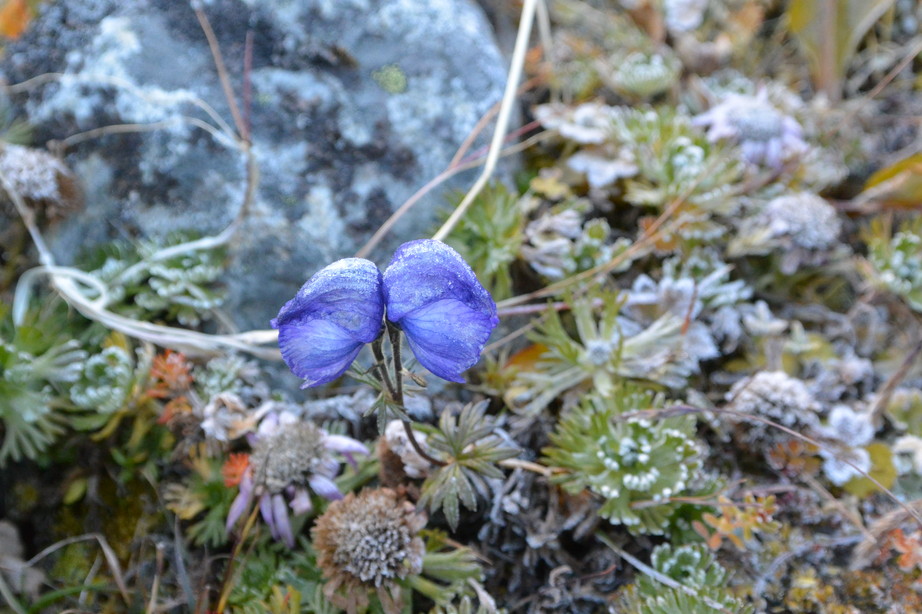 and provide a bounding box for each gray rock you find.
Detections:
[2,0,508,330]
